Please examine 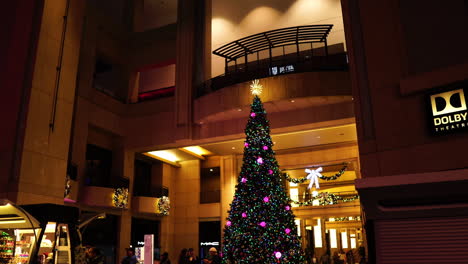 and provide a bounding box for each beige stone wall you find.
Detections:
[18,0,85,205]
[173,160,201,257]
